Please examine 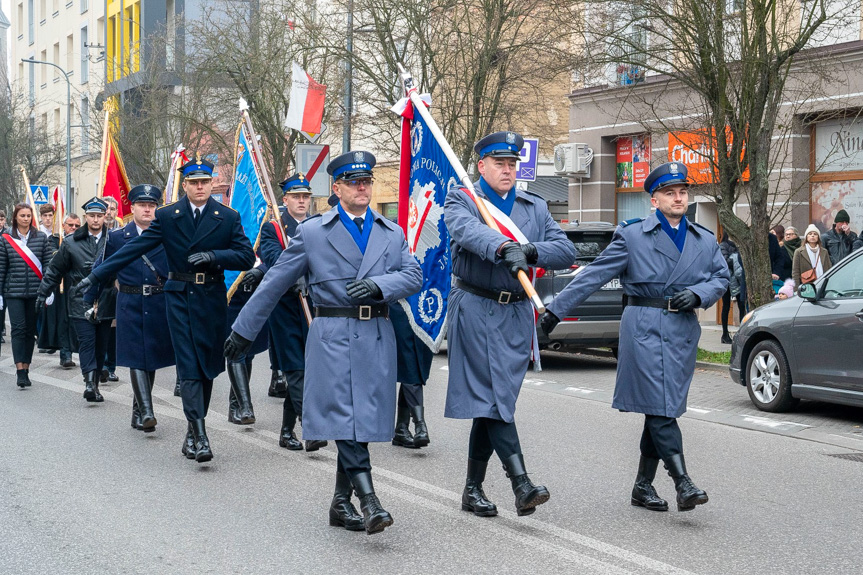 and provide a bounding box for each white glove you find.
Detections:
[46,293,55,306]
[0,296,4,310]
